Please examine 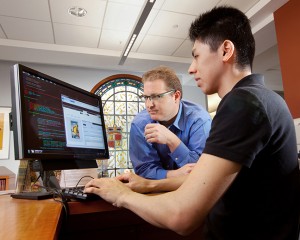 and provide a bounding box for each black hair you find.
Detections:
[189,6,255,70]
